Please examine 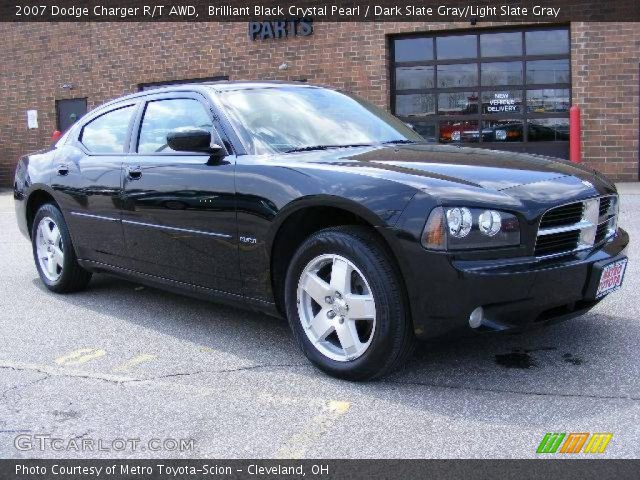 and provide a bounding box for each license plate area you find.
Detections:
[594,258,627,299]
